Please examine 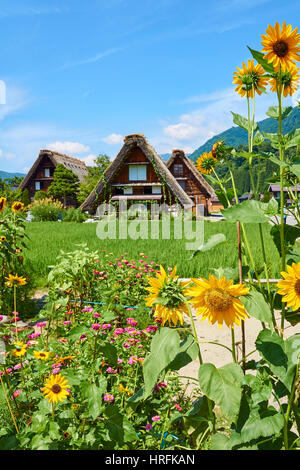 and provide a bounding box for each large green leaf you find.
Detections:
[81,377,107,419]
[104,405,137,444]
[247,47,274,74]
[167,334,199,371]
[142,327,180,398]
[98,343,118,365]
[255,329,299,391]
[241,290,274,328]
[231,111,258,132]
[190,233,227,259]
[221,200,270,223]
[67,325,90,342]
[270,224,300,255]
[198,362,244,420]
[238,406,284,444]
[266,106,293,121]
